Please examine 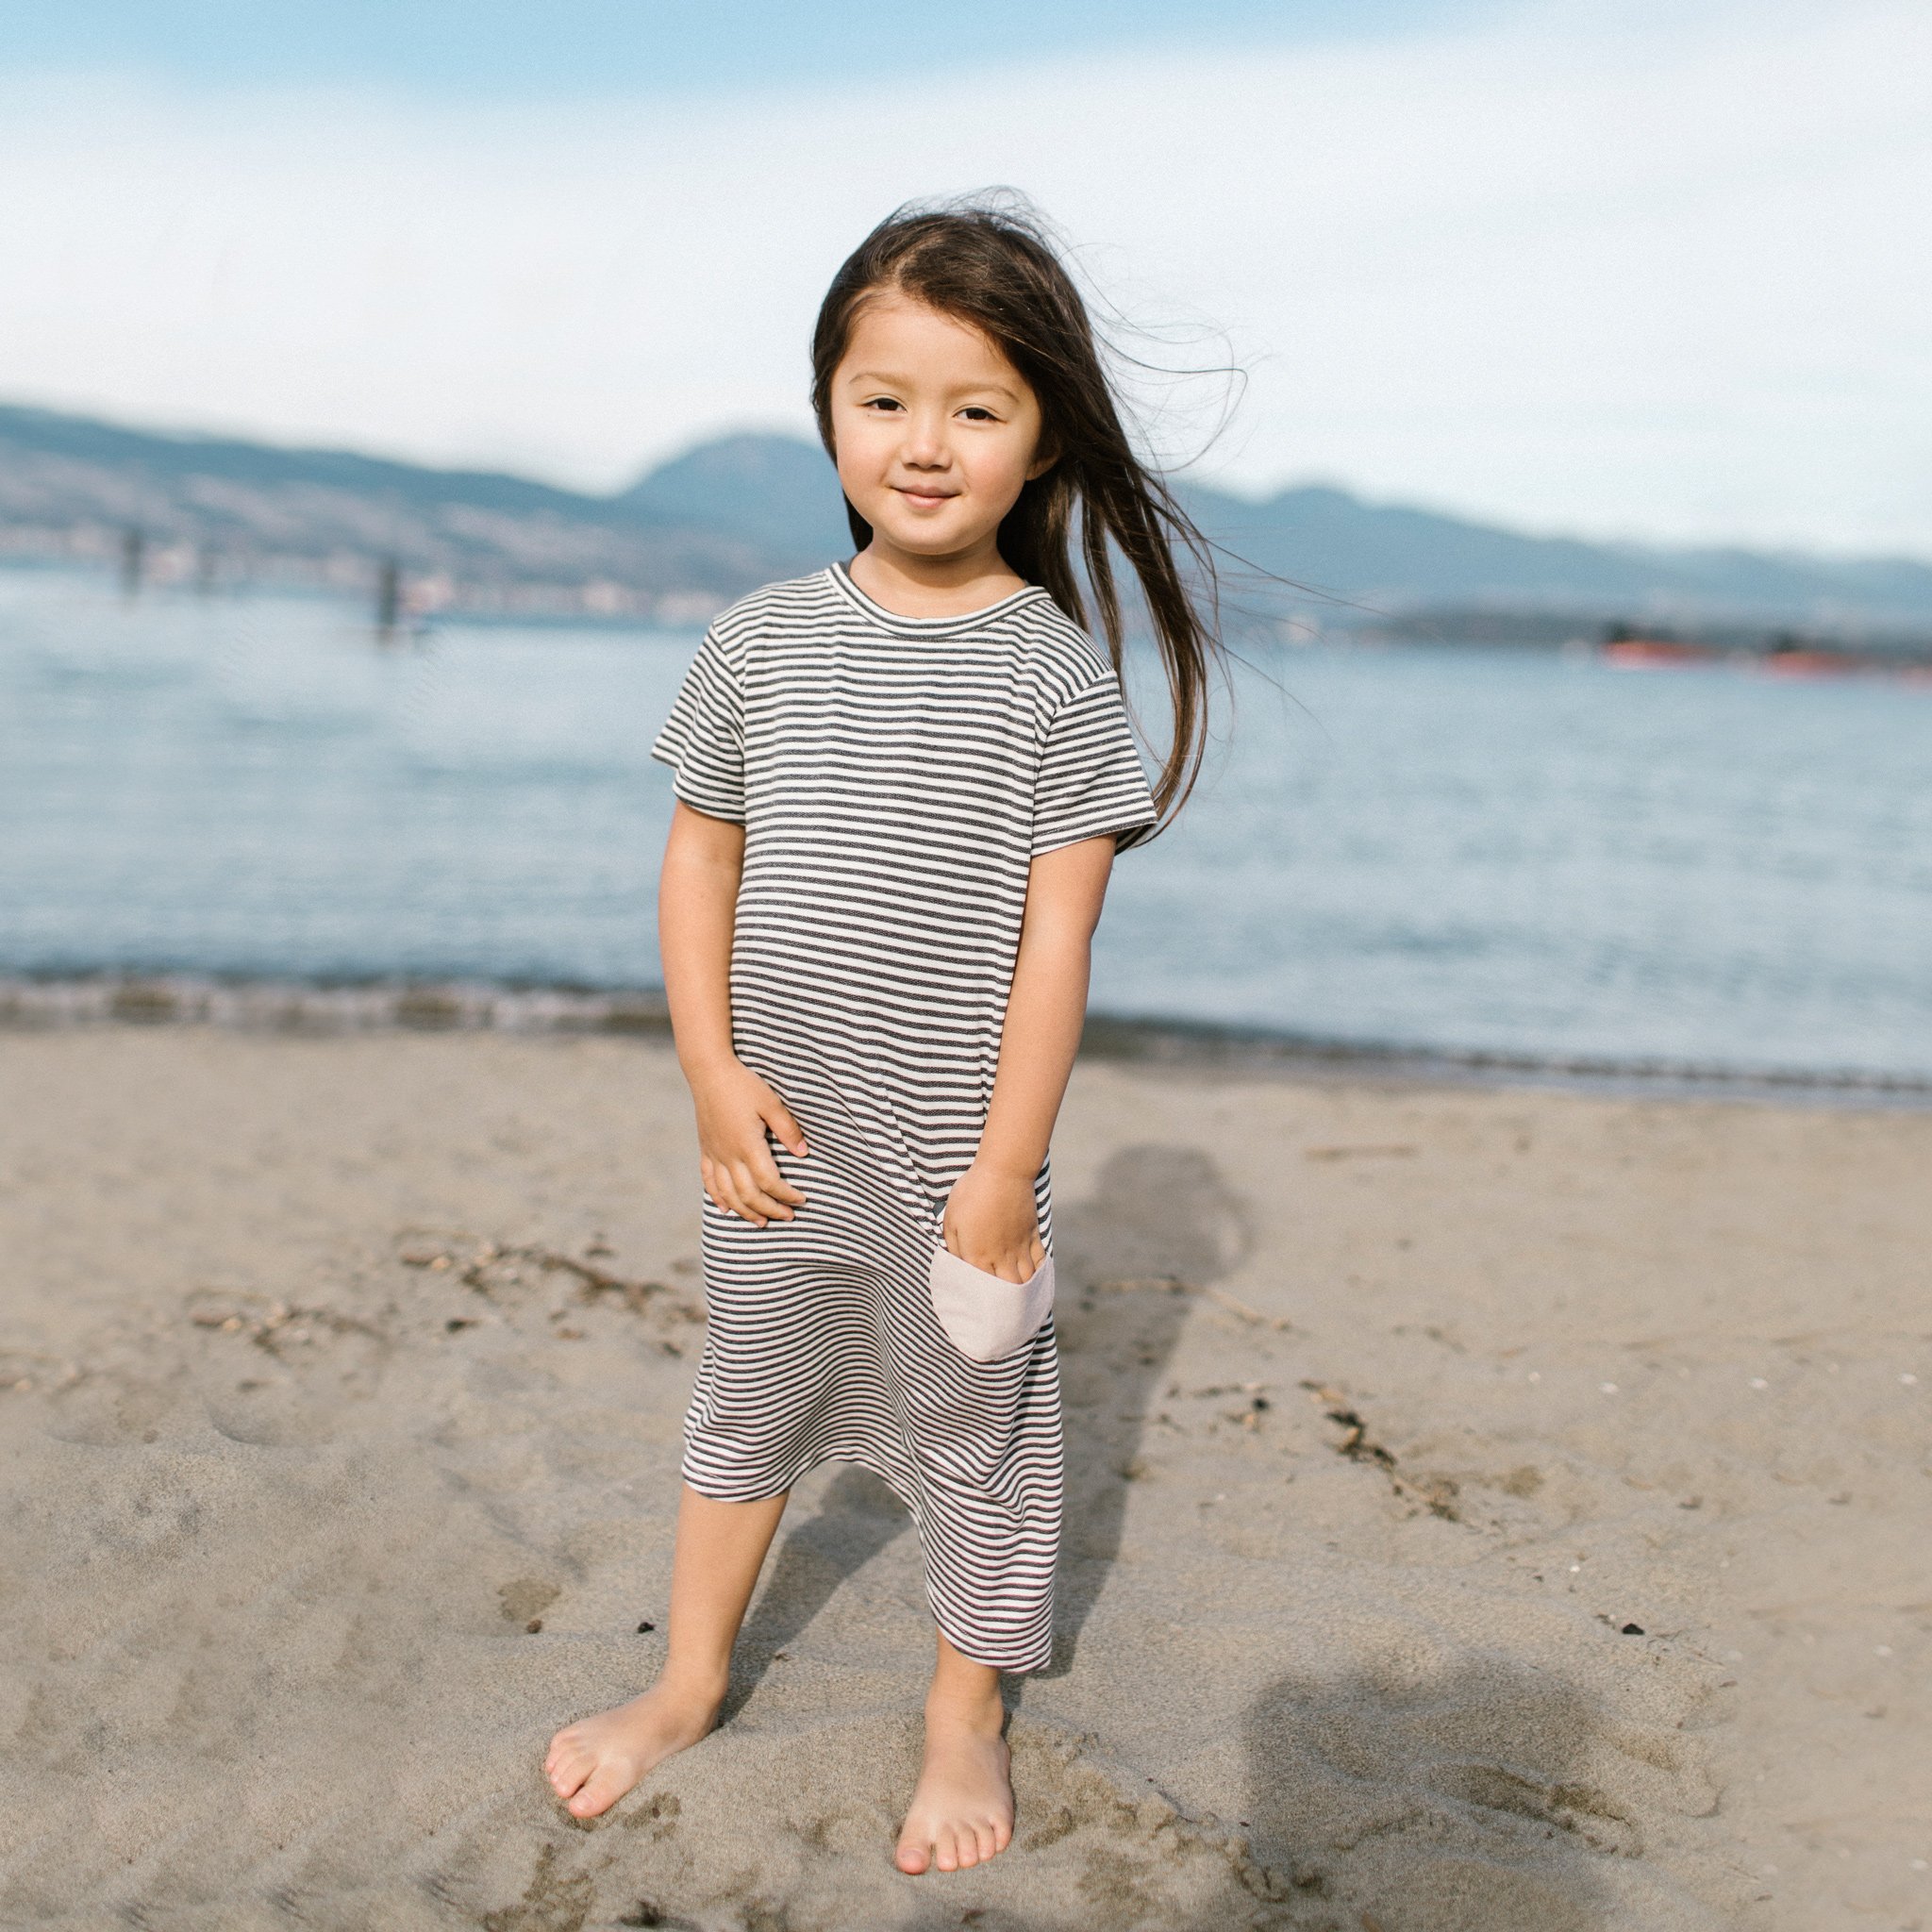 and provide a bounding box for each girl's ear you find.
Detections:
[1025,439,1058,483]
